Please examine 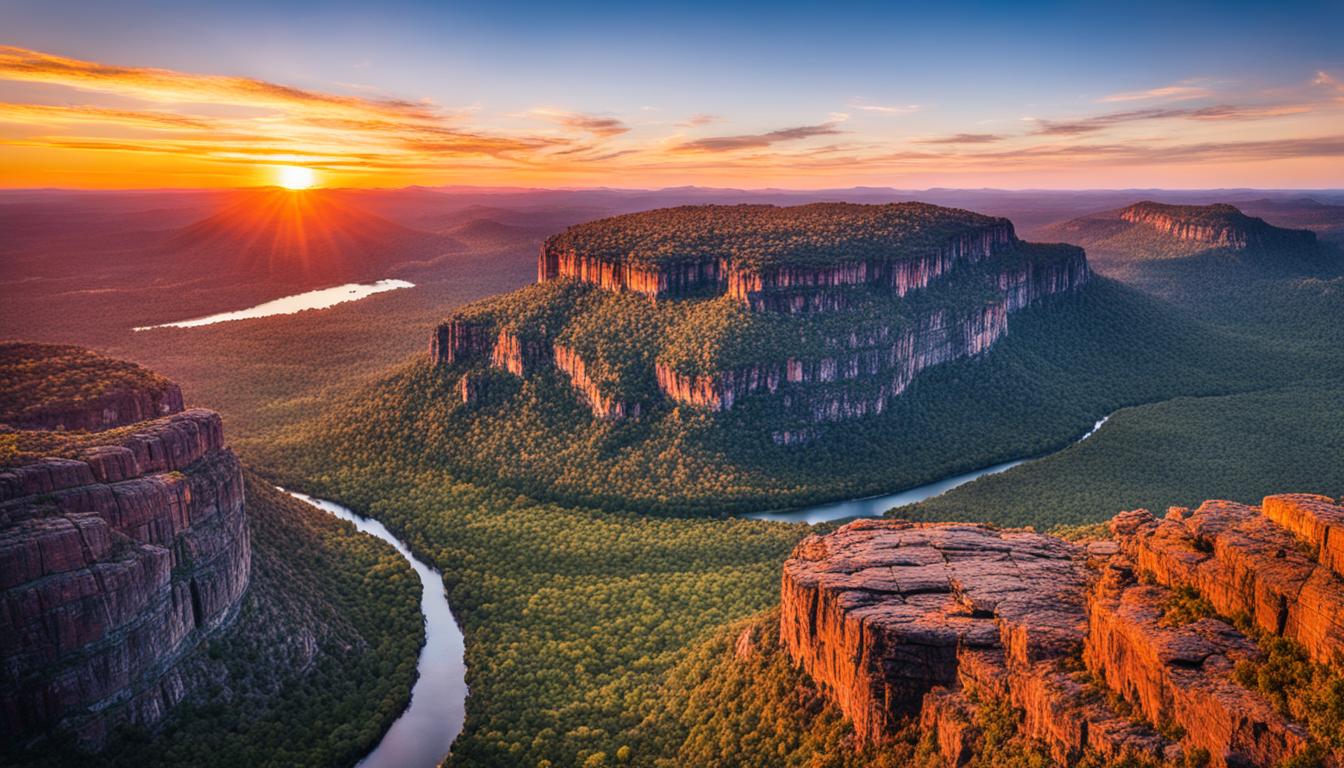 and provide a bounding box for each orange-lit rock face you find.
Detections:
[1085,562,1309,767]
[784,497,1343,767]
[1119,201,1318,253]
[1112,497,1344,665]
[438,205,1089,433]
[0,408,250,747]
[779,520,1090,744]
